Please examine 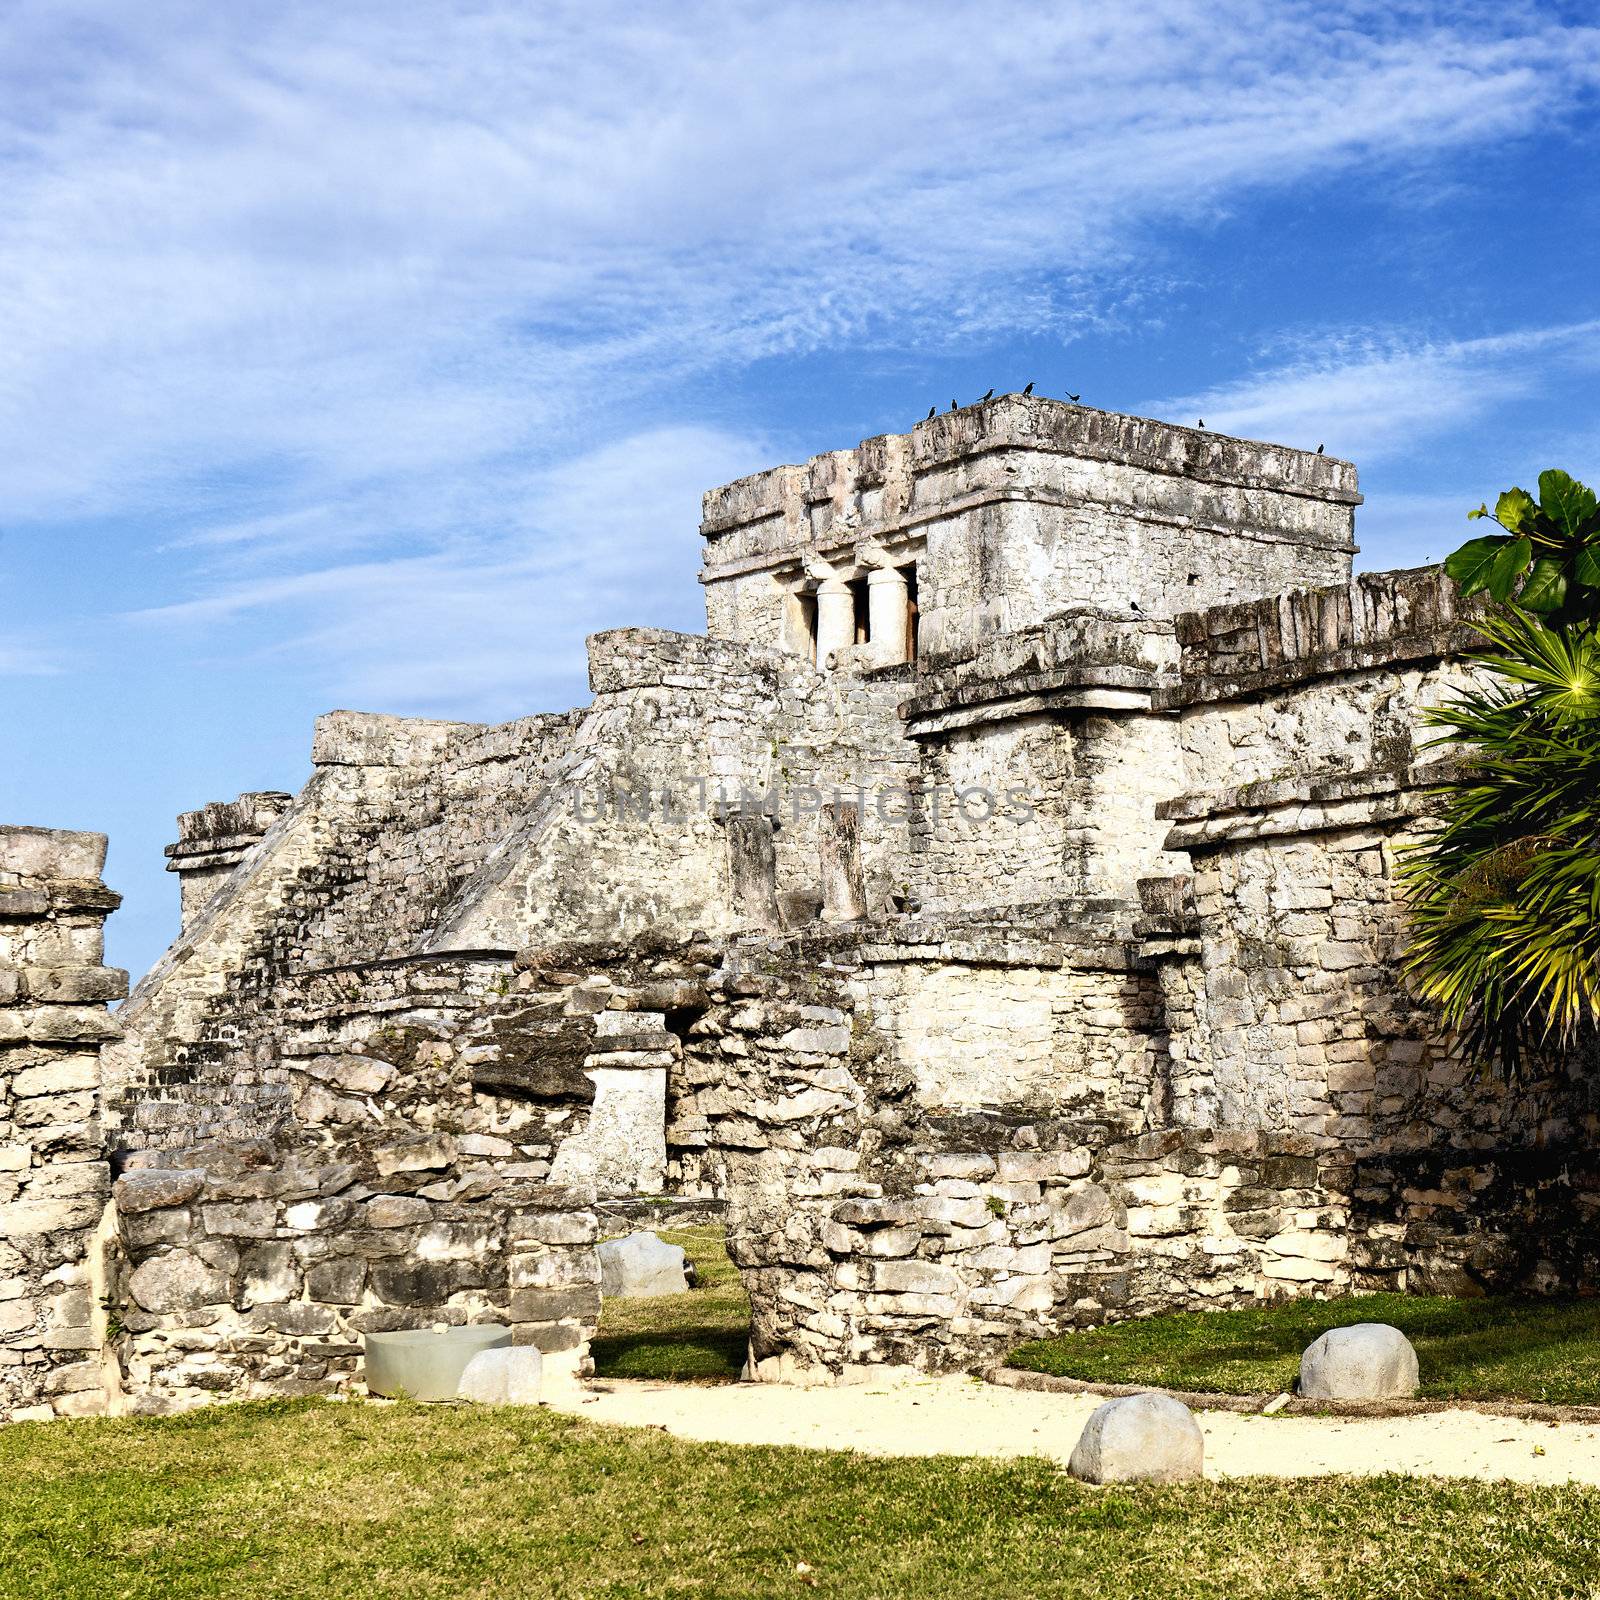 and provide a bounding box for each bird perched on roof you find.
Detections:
[1067,393,1080,403]
[926,406,936,420]
[1022,382,1034,396]
[980,388,994,401]
[950,399,958,411]
[1197,418,1205,428]
[1316,443,1324,454]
